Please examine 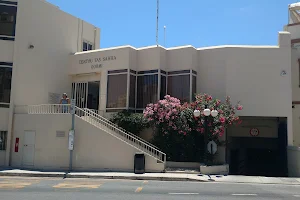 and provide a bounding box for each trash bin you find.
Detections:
[134,153,145,174]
